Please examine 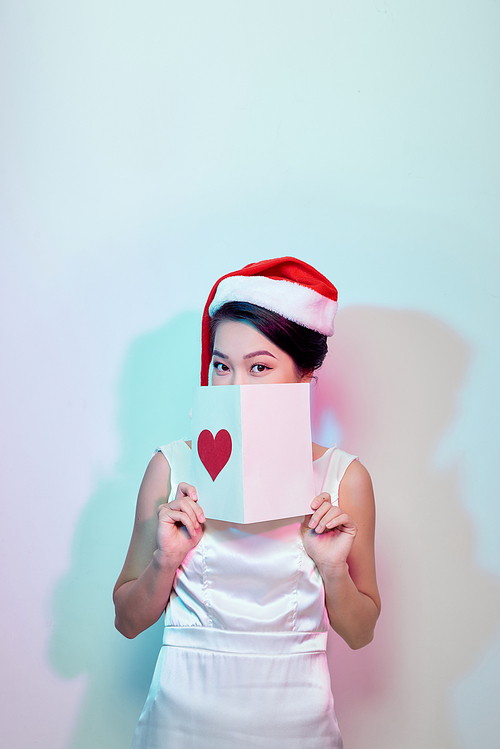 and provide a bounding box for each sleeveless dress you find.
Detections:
[131,440,357,749]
